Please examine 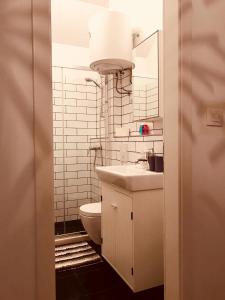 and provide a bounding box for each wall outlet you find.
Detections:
[206,108,224,127]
